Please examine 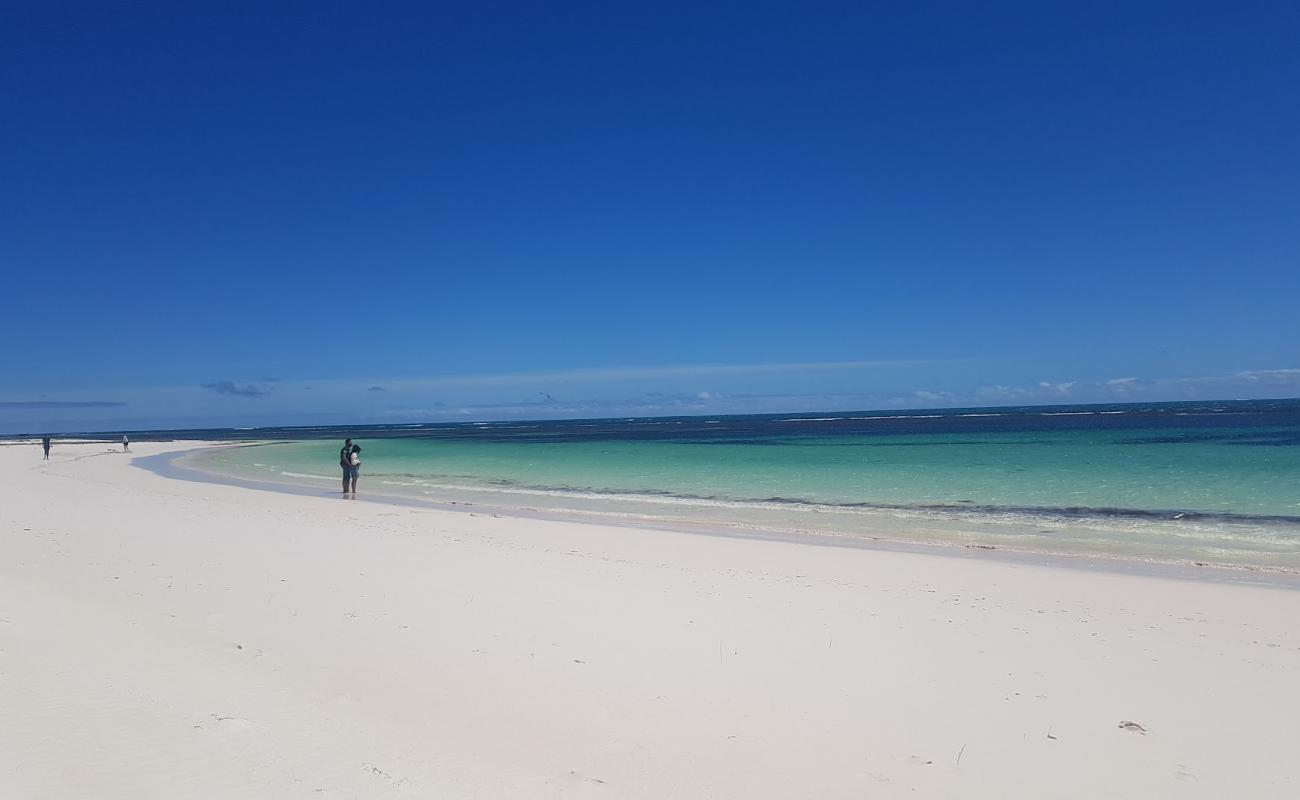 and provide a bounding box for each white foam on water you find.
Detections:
[780,417,843,422]
[281,470,336,481]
